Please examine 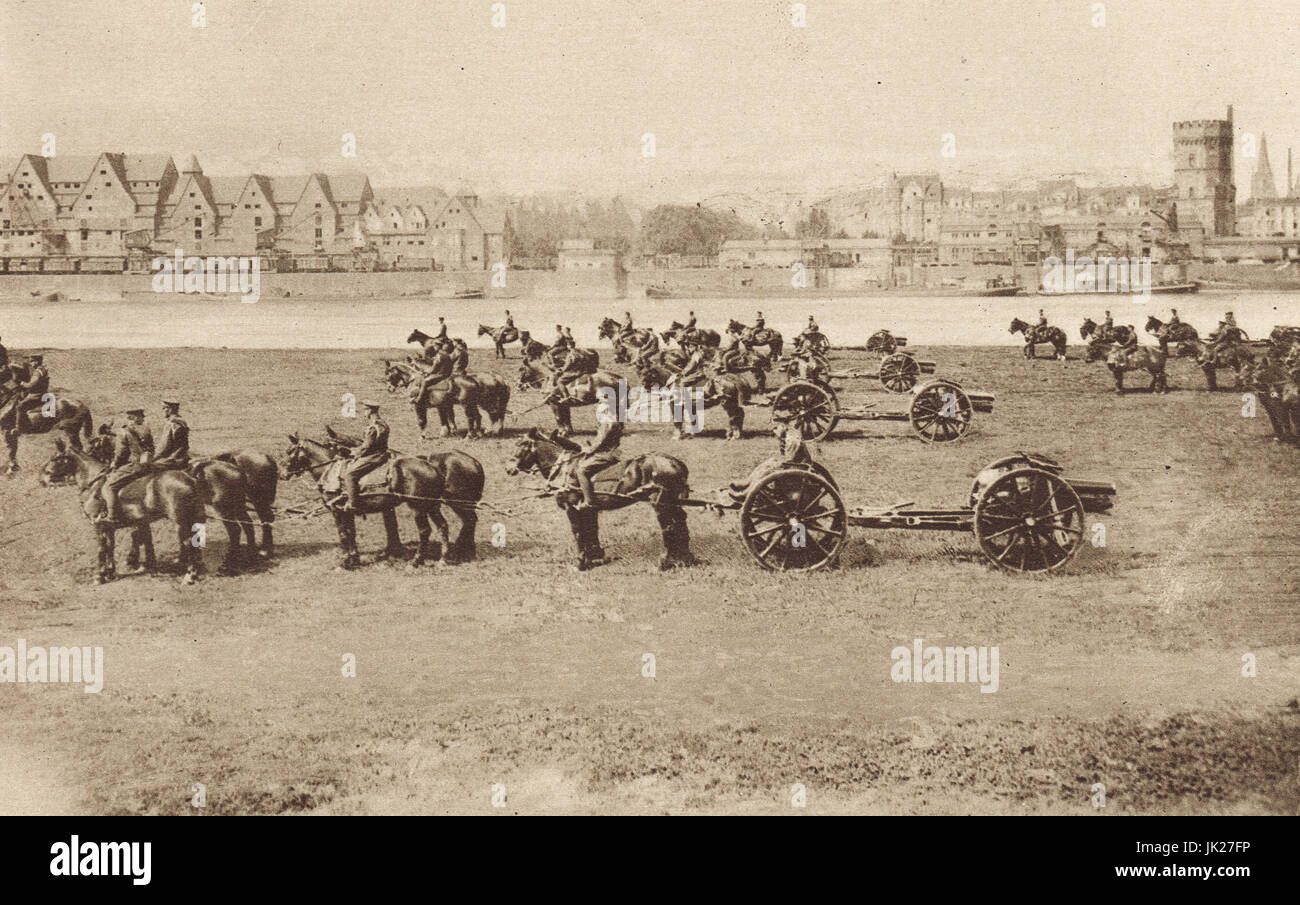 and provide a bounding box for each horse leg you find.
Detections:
[410,509,433,566]
[1203,364,1218,391]
[582,508,605,566]
[438,402,455,438]
[333,511,360,569]
[378,507,405,560]
[1112,369,1125,394]
[176,519,200,584]
[217,514,242,576]
[553,404,572,438]
[727,397,744,440]
[655,503,696,570]
[255,500,275,557]
[95,526,117,583]
[452,503,477,562]
[4,429,17,474]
